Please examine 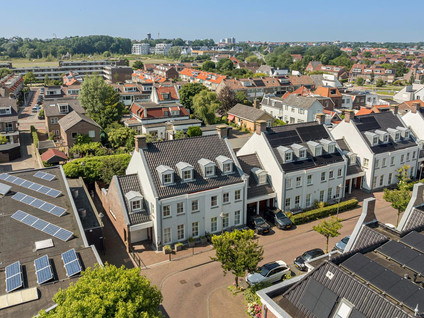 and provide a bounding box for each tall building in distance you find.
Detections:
[220,37,236,44]
[147,33,152,40]
[132,43,151,55]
